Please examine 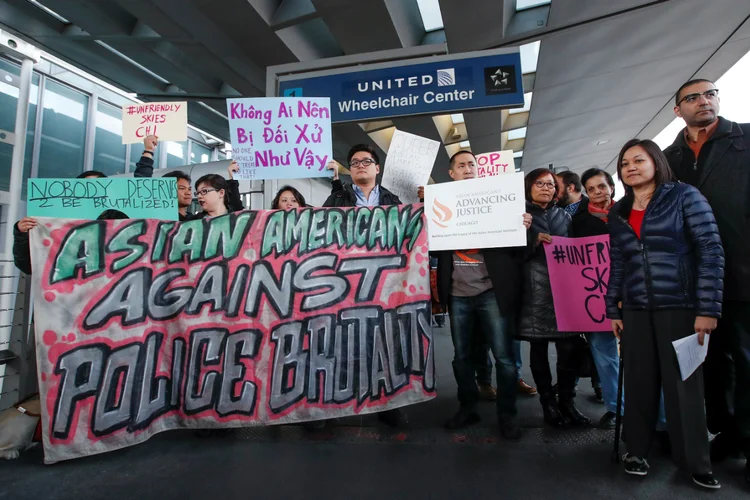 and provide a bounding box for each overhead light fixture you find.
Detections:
[450,126,461,140]
[596,139,610,146]
[450,113,465,124]
[459,140,471,148]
